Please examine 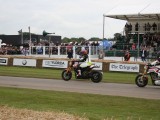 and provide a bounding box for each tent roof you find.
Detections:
[104,13,160,21]
[104,3,160,21]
